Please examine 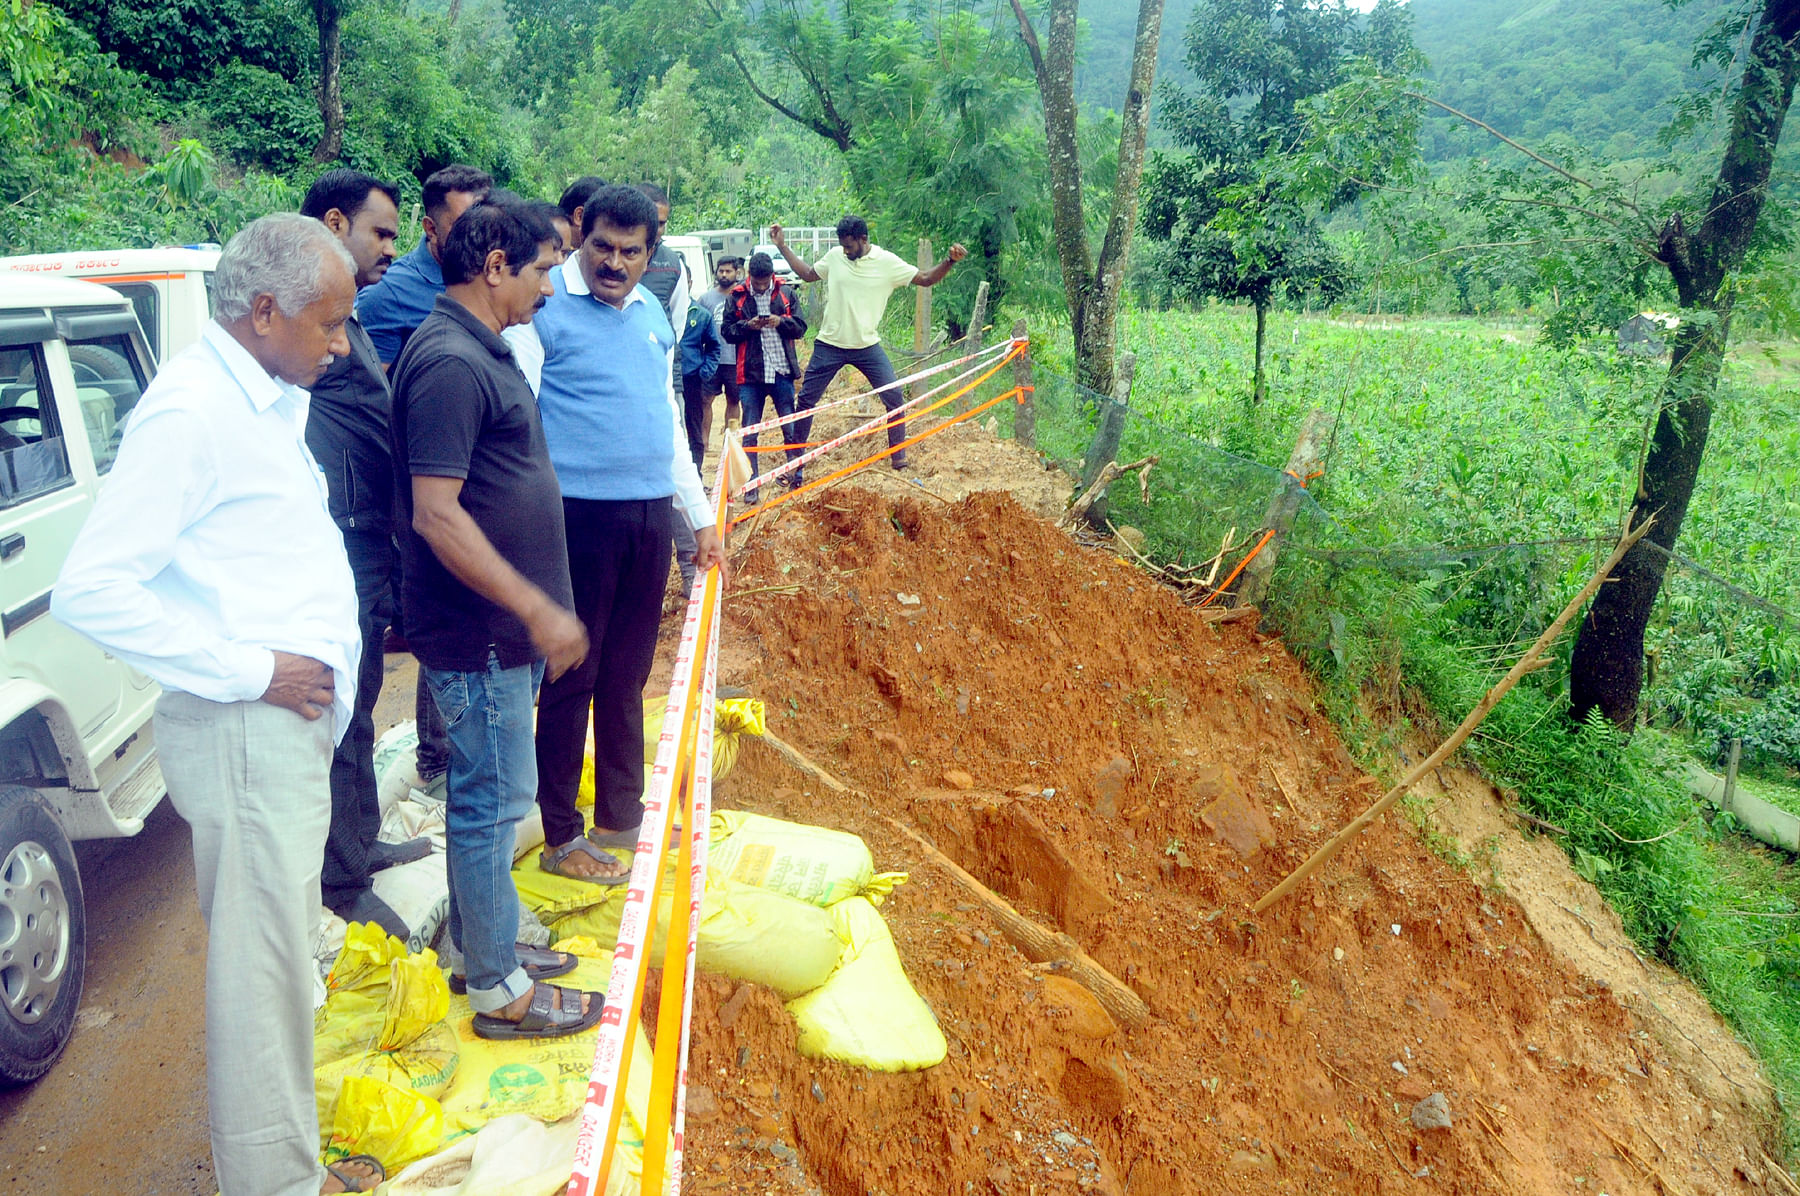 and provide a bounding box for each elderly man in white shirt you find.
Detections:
[52,214,383,1196]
